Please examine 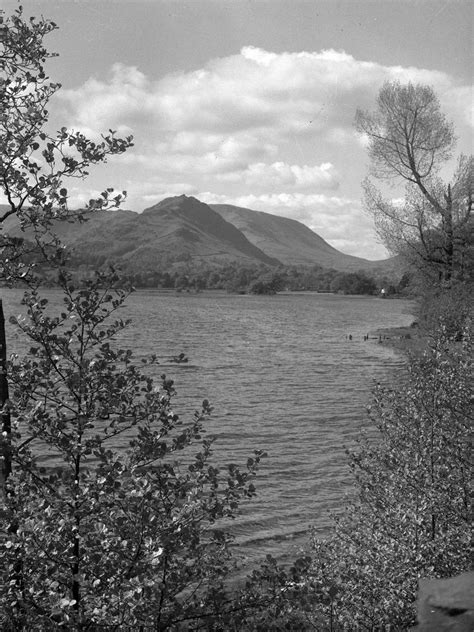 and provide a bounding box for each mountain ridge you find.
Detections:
[211,203,394,272]
[0,196,397,274]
